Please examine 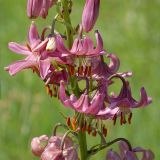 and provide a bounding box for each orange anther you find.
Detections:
[87,124,92,135]
[92,130,97,137]
[69,66,75,76]
[71,117,77,131]
[103,126,108,137]
[120,112,123,125]
[128,112,133,124]
[84,66,88,76]
[88,66,92,76]
[113,114,117,125]
[52,84,57,97]
[78,66,84,76]
[66,117,71,126]
[82,122,87,132]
